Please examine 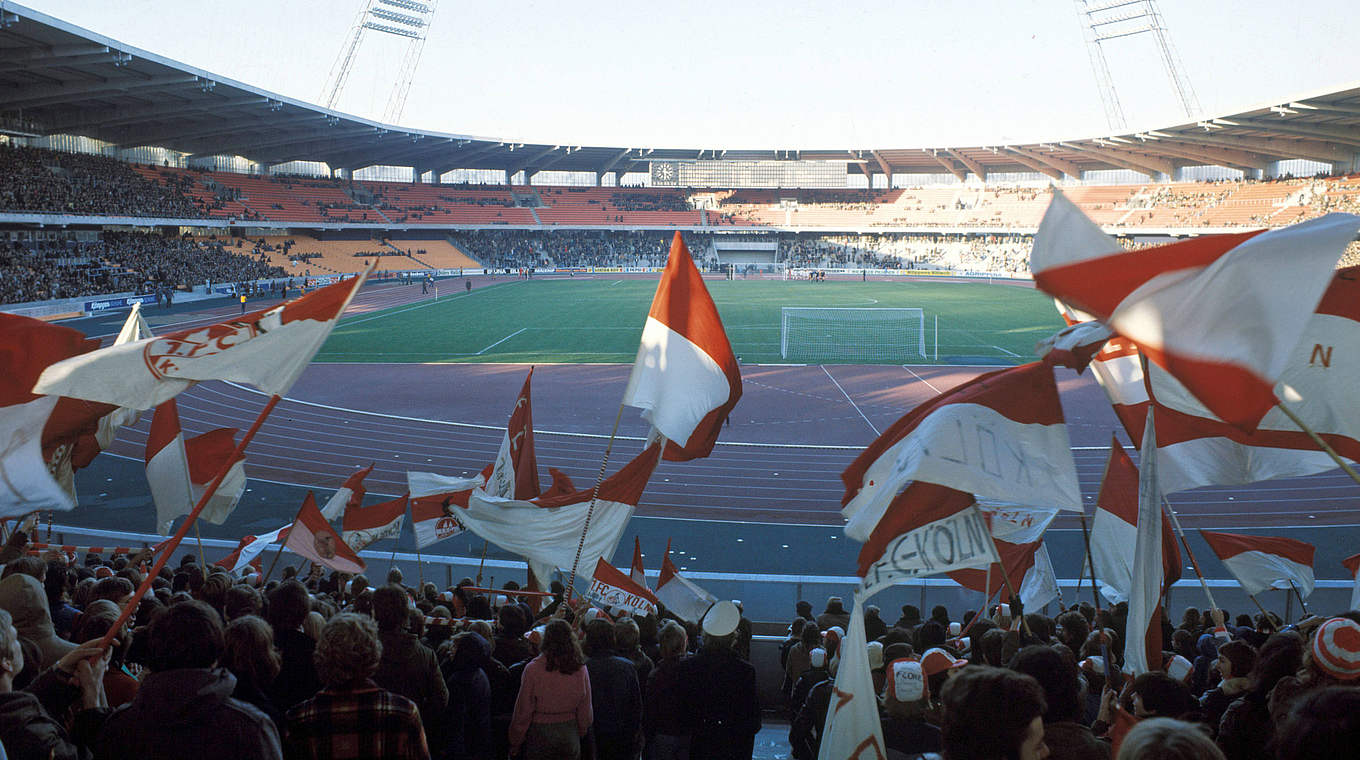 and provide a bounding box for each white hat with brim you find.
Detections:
[703,600,740,637]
